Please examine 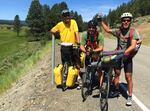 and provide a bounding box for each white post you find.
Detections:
[51,34,55,85]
